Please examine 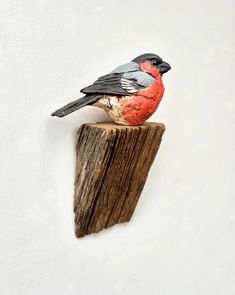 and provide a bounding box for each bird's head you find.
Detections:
[132,53,171,77]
